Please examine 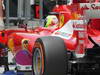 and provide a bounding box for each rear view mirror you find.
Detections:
[18,24,27,31]
[18,24,27,28]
